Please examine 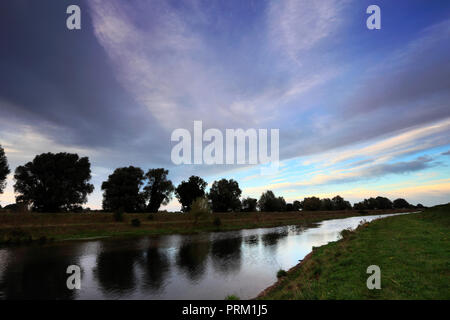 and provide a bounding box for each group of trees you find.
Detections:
[0,148,419,213]
[299,195,352,211]
[353,196,413,210]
